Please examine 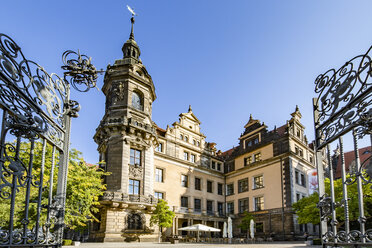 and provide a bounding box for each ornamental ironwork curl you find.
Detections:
[314,45,372,147]
[344,154,372,185]
[317,194,332,221]
[0,33,99,146]
[62,50,99,92]
[0,32,100,247]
